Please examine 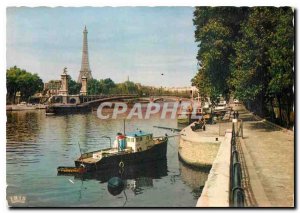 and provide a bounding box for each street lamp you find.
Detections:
[101,136,112,148]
